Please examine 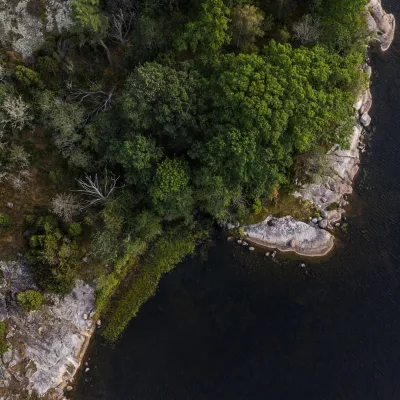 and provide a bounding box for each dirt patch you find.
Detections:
[0,126,71,258]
